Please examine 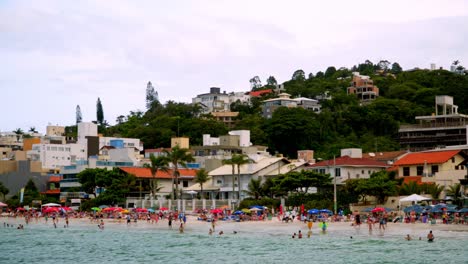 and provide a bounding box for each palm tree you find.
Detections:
[446,183,461,202]
[398,181,420,195]
[232,154,253,201]
[222,158,236,199]
[425,184,445,200]
[164,145,194,200]
[246,178,262,200]
[13,128,23,141]
[143,154,169,200]
[194,168,209,199]
[0,182,9,201]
